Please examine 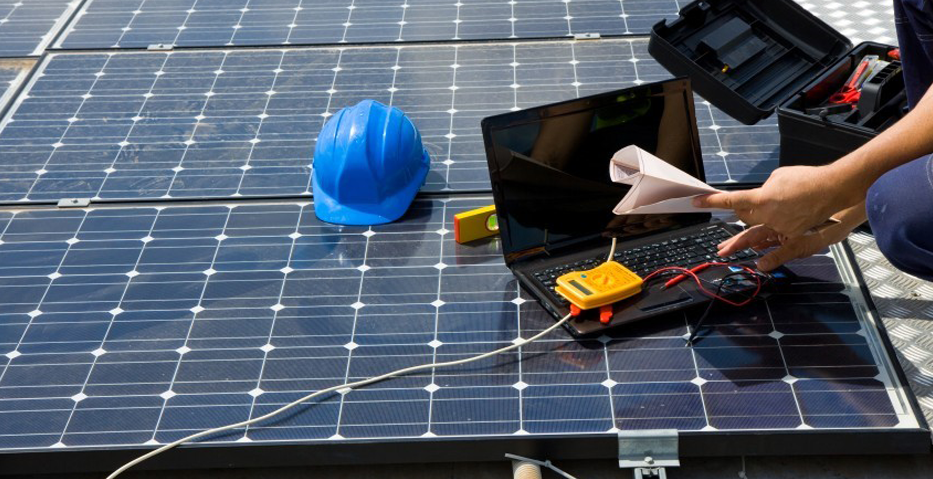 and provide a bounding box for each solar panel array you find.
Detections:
[0,0,80,57]
[0,0,925,471]
[0,198,919,451]
[55,0,683,50]
[0,39,776,204]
